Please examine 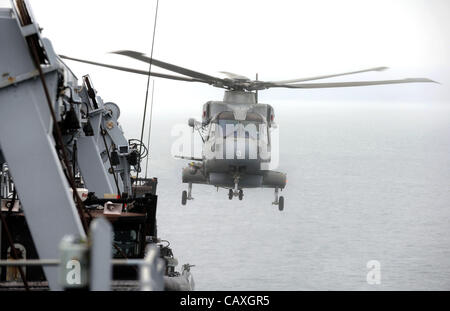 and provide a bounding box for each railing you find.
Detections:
[0,218,166,291]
